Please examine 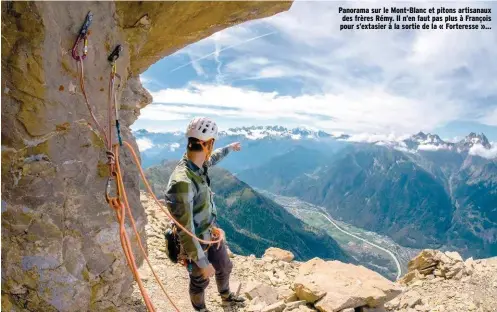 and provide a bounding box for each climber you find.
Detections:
[164,117,246,312]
